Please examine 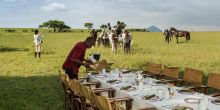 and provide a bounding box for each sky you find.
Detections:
[0,0,220,31]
